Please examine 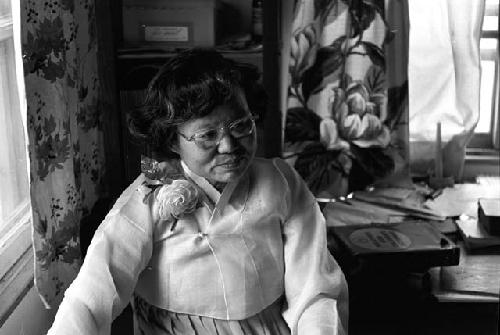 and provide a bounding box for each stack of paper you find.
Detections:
[425,179,500,218]
[478,198,500,235]
[323,186,444,227]
[455,215,500,251]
